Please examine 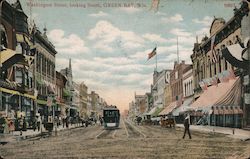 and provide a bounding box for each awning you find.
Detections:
[212,106,243,115]
[16,34,24,43]
[159,101,177,115]
[0,49,25,70]
[147,106,158,116]
[0,87,19,95]
[191,77,240,110]
[37,99,47,105]
[151,107,164,117]
[63,89,72,97]
[172,97,194,116]
[0,87,36,99]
